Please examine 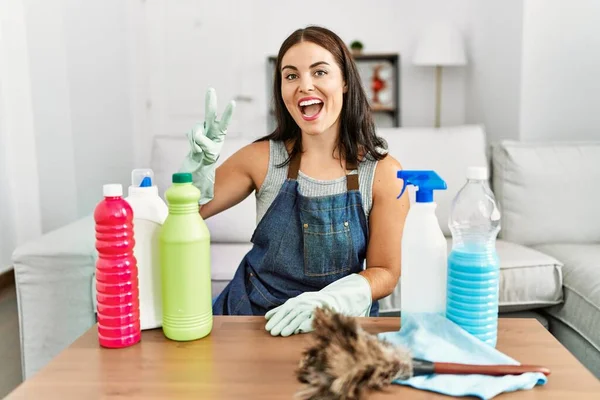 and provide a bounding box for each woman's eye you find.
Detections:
[285,73,297,81]
[315,70,328,77]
